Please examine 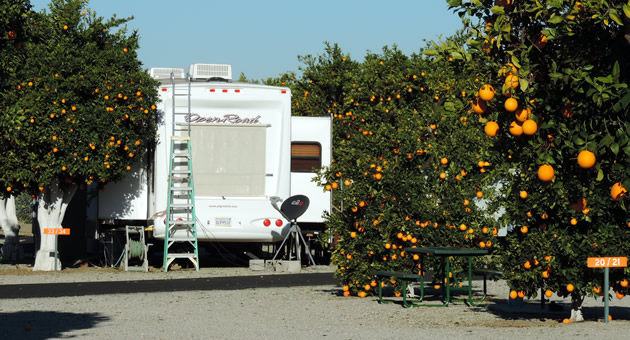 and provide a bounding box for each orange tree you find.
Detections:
[279,35,500,296]
[448,0,630,320]
[1,0,32,261]
[0,0,159,270]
